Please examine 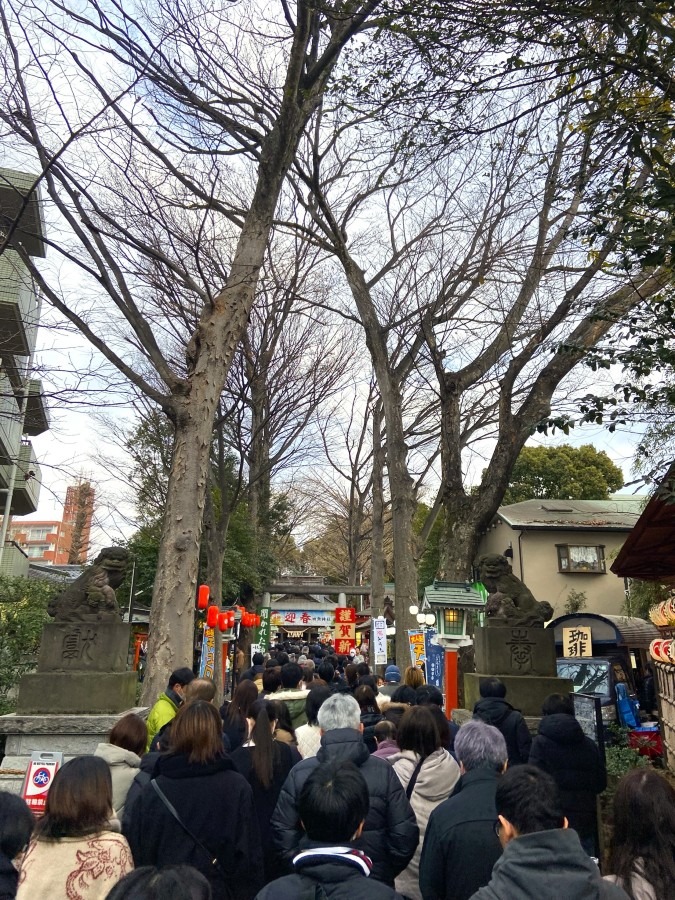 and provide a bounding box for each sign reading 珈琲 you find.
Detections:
[562,626,592,658]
